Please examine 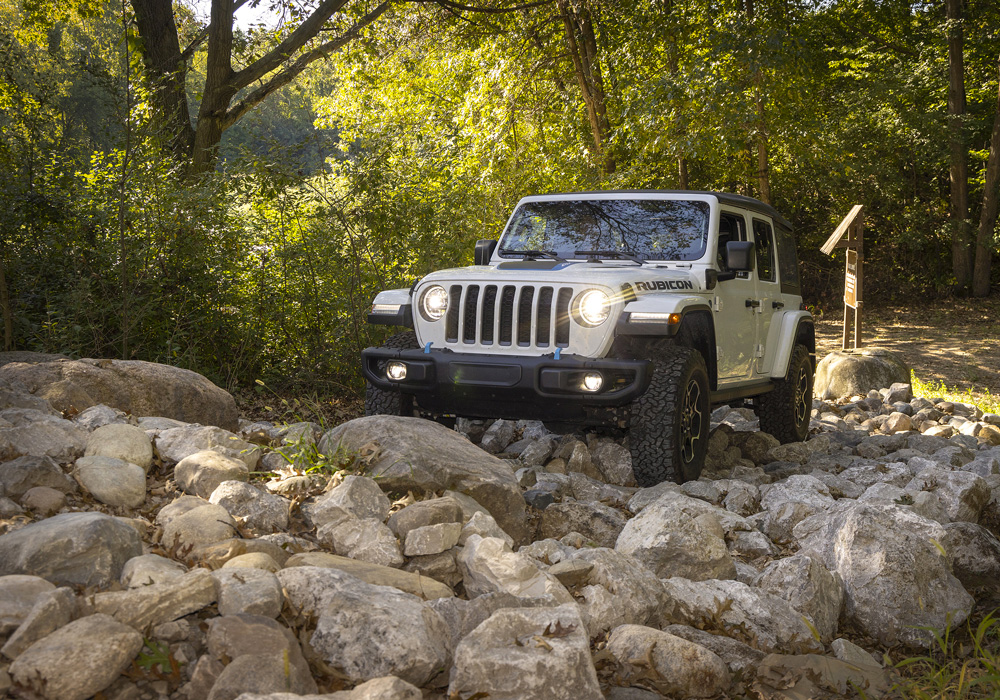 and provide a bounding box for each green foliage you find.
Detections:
[910,370,1000,415]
